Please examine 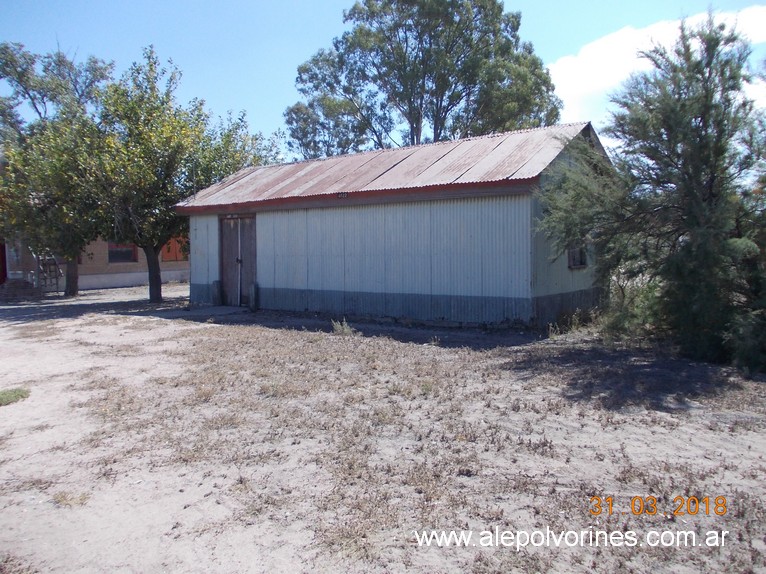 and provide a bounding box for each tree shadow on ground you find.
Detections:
[0,291,538,351]
[210,309,539,351]
[498,338,742,411]
[0,293,192,323]
[2,291,753,398]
